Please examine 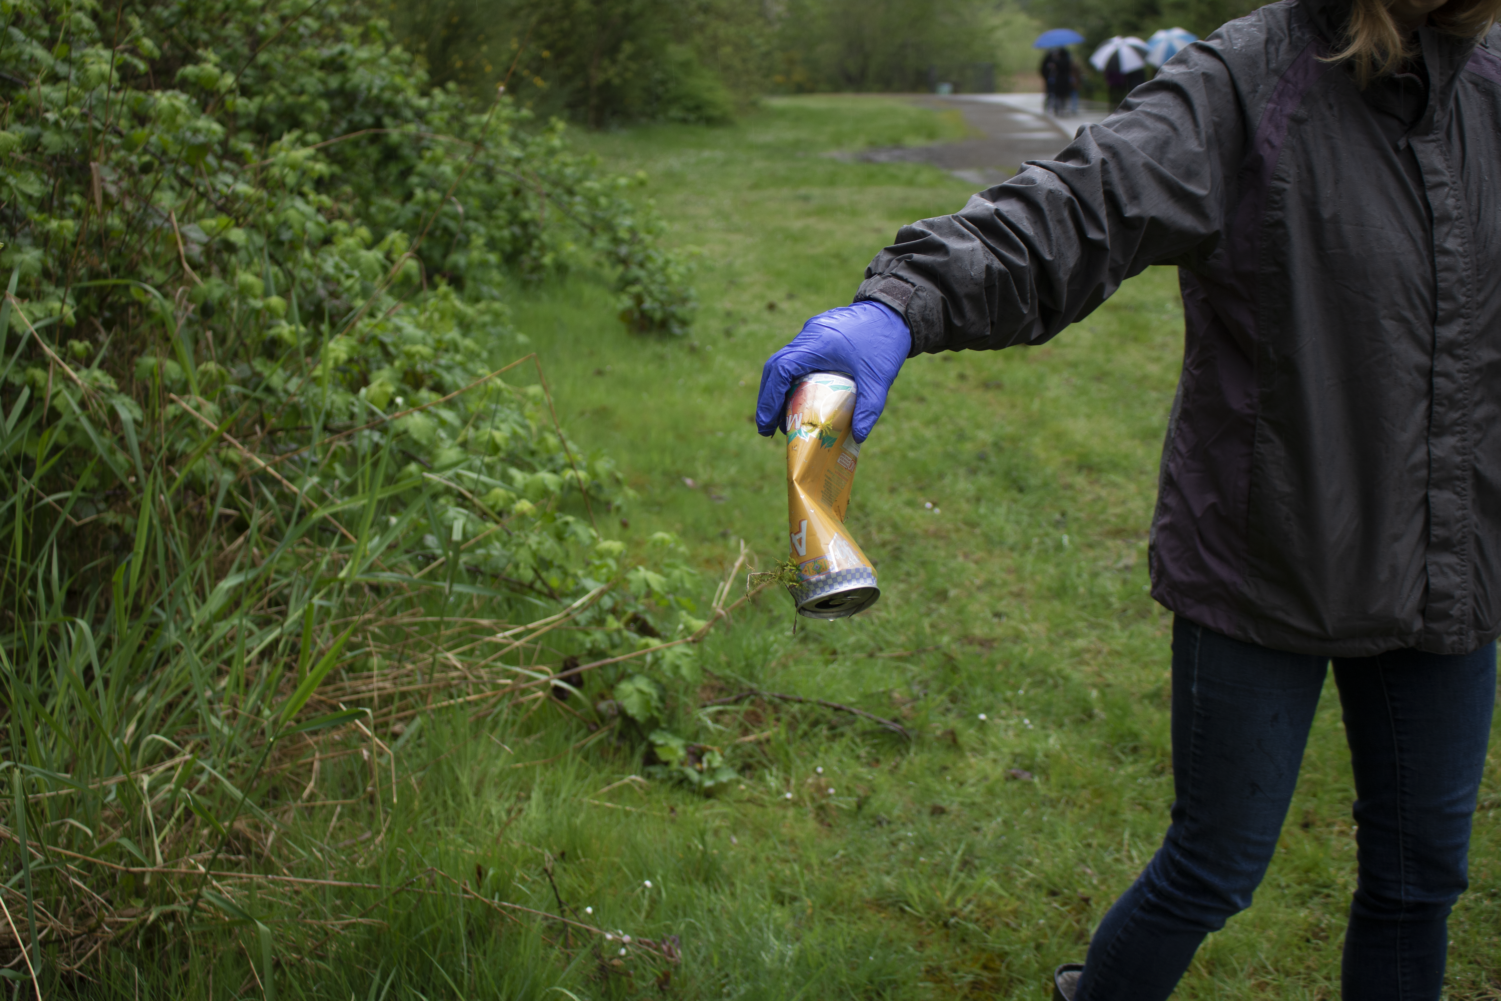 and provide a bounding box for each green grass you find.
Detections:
[486,95,1501,1000]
